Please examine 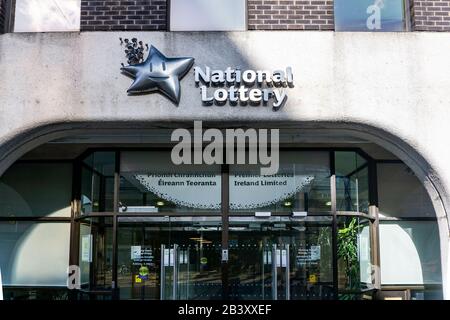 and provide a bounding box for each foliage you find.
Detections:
[337,217,360,292]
